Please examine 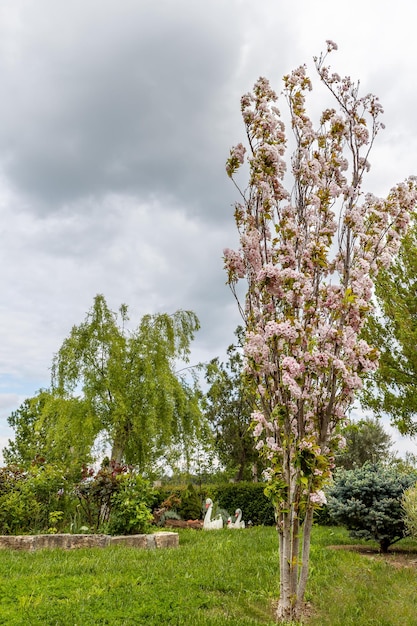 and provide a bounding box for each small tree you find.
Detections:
[335,416,393,469]
[224,40,417,621]
[204,327,262,481]
[328,464,417,552]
